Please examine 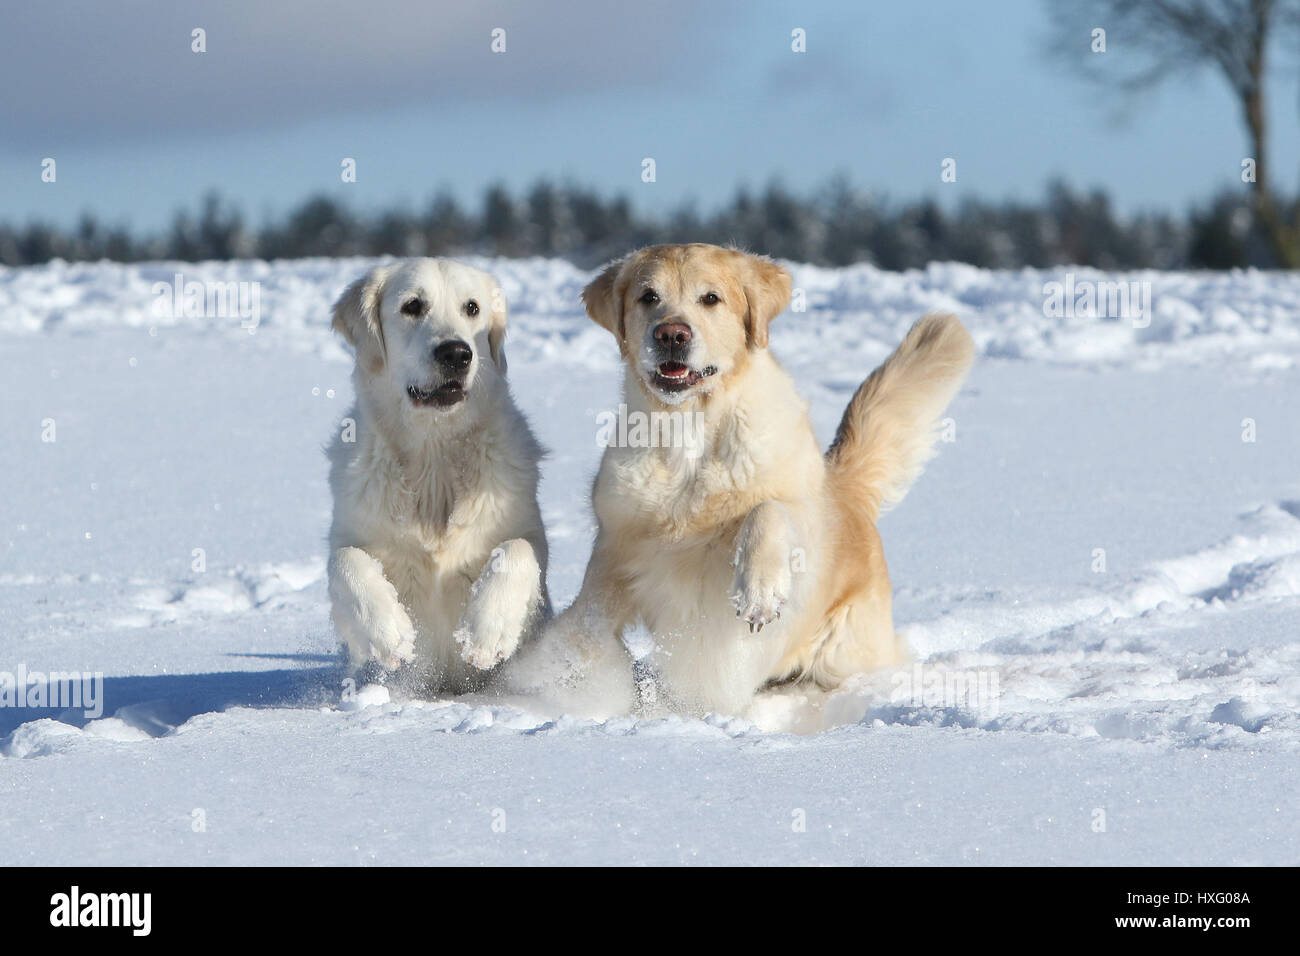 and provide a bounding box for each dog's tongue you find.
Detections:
[659,361,690,378]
